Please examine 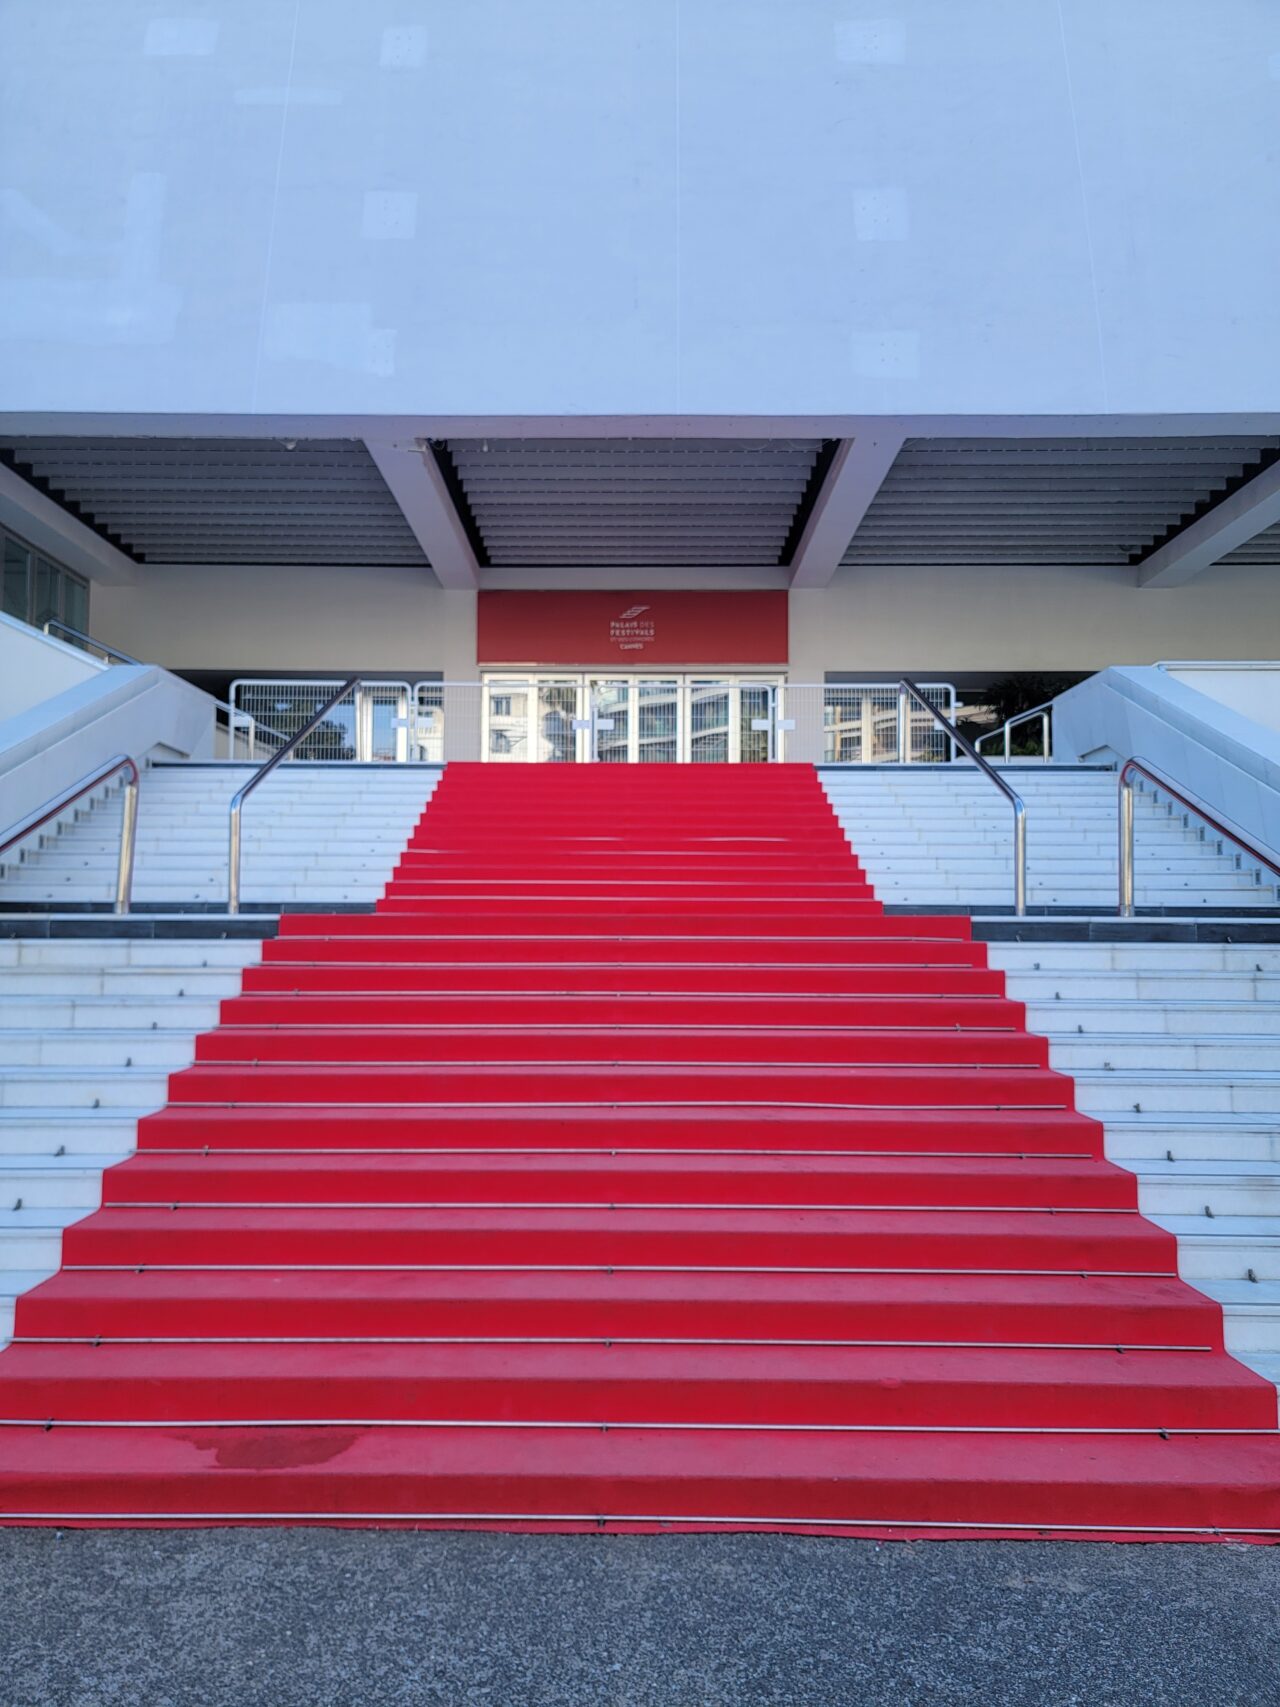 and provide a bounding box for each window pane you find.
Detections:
[2,538,30,621]
[33,559,57,629]
[62,575,88,634]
